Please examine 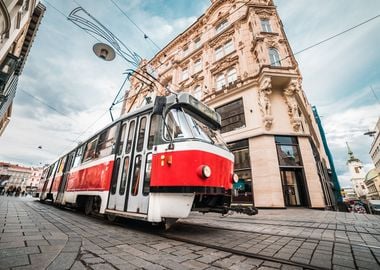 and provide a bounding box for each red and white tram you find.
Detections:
[36,93,257,225]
